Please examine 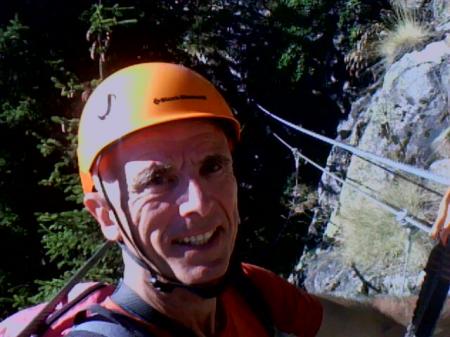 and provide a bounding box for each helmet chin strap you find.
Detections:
[95,154,231,299]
